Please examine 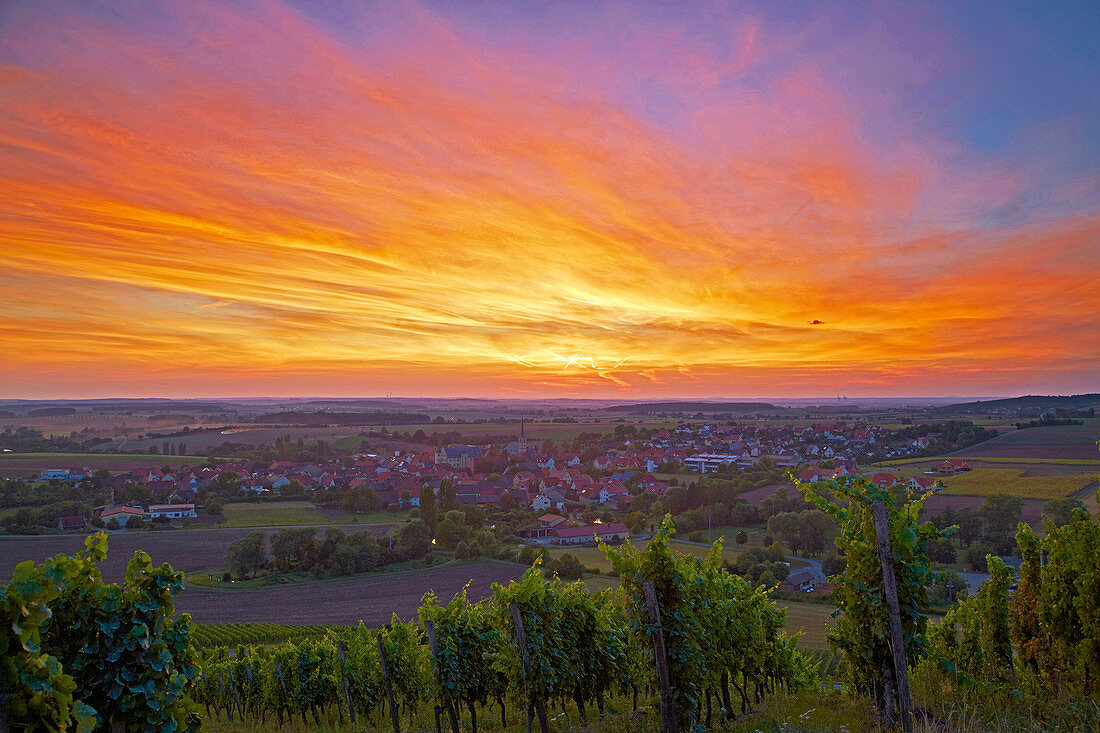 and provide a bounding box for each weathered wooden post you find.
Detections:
[872,501,913,733]
[216,670,233,722]
[510,602,549,733]
[377,633,402,733]
[337,638,357,725]
[425,619,458,733]
[644,580,678,733]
